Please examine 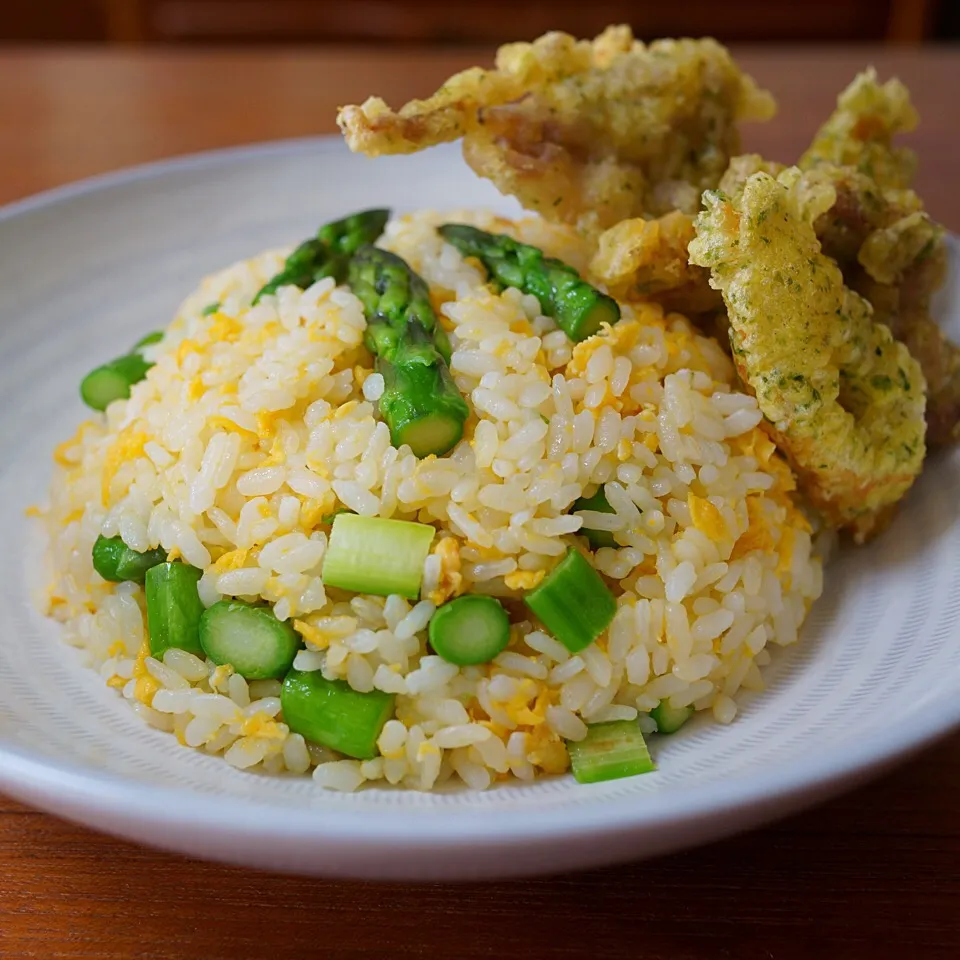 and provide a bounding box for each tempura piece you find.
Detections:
[853,241,960,446]
[799,68,918,190]
[798,164,926,268]
[339,26,776,233]
[589,211,721,314]
[802,163,958,444]
[858,209,942,285]
[689,168,926,542]
[716,152,959,445]
[718,153,787,194]
[799,70,959,444]
[587,156,786,317]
